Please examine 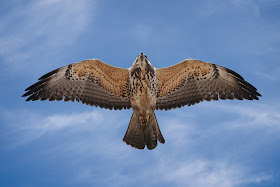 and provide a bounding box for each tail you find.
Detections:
[123,111,165,150]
